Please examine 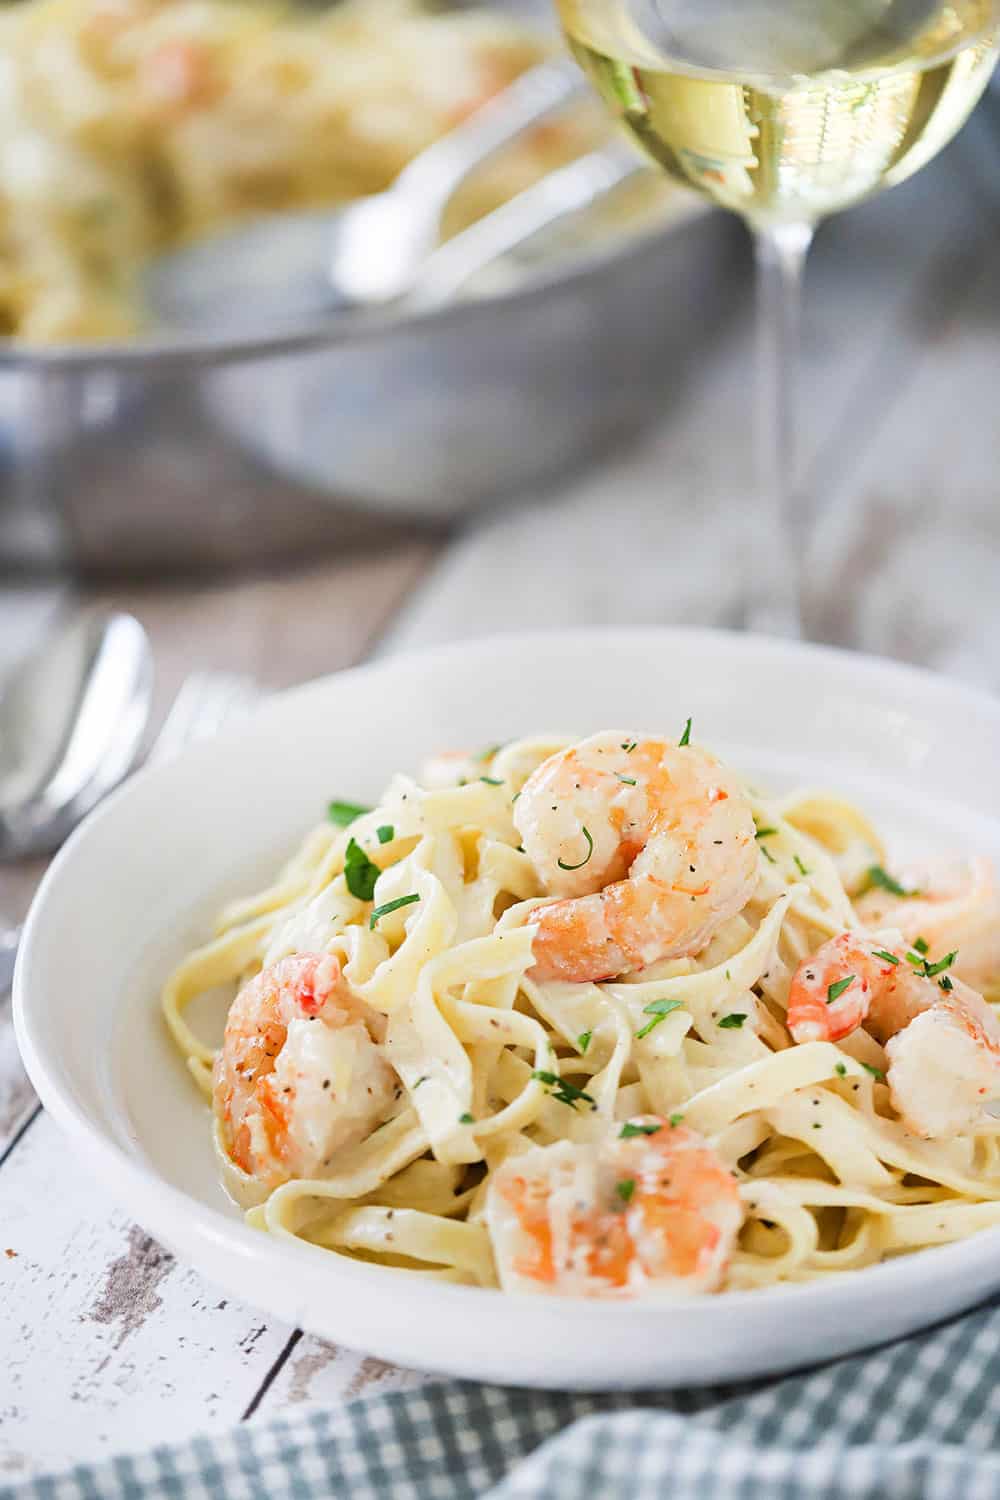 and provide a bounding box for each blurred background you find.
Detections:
[2,0,1000,678]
